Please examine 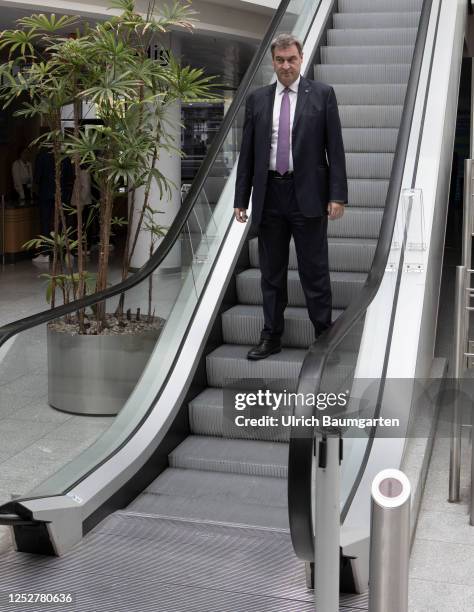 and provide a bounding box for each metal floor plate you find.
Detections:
[0,513,368,611]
